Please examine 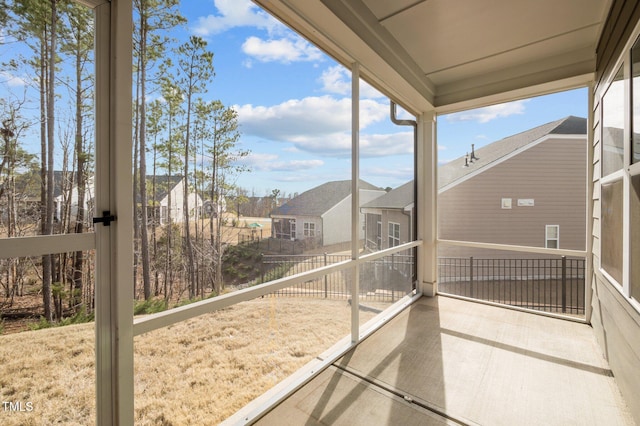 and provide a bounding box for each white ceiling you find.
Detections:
[255,0,613,114]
